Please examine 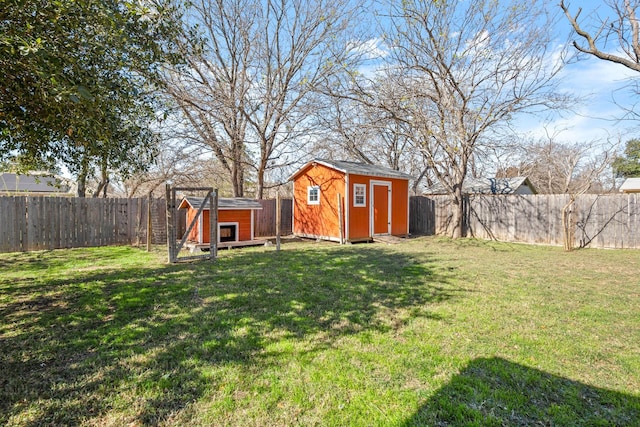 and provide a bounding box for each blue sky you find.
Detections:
[517,55,638,144]
[525,0,639,144]
[358,0,638,145]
